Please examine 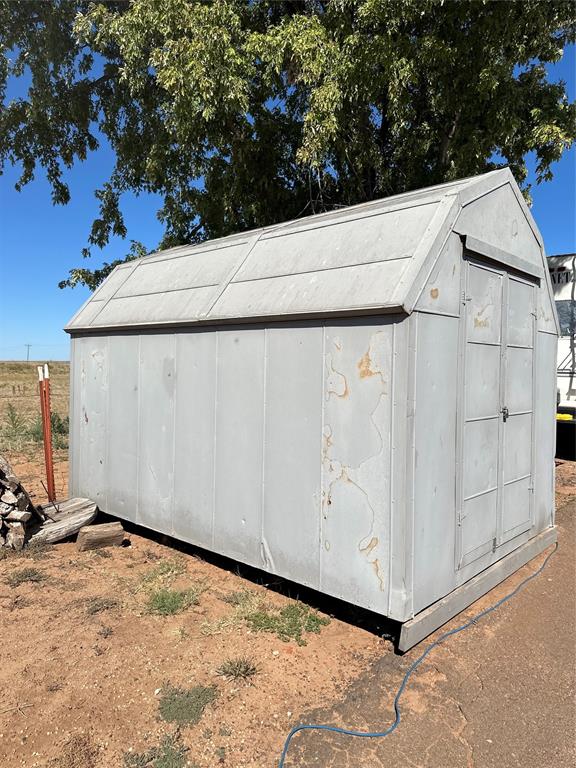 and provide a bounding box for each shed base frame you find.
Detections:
[398,527,557,652]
